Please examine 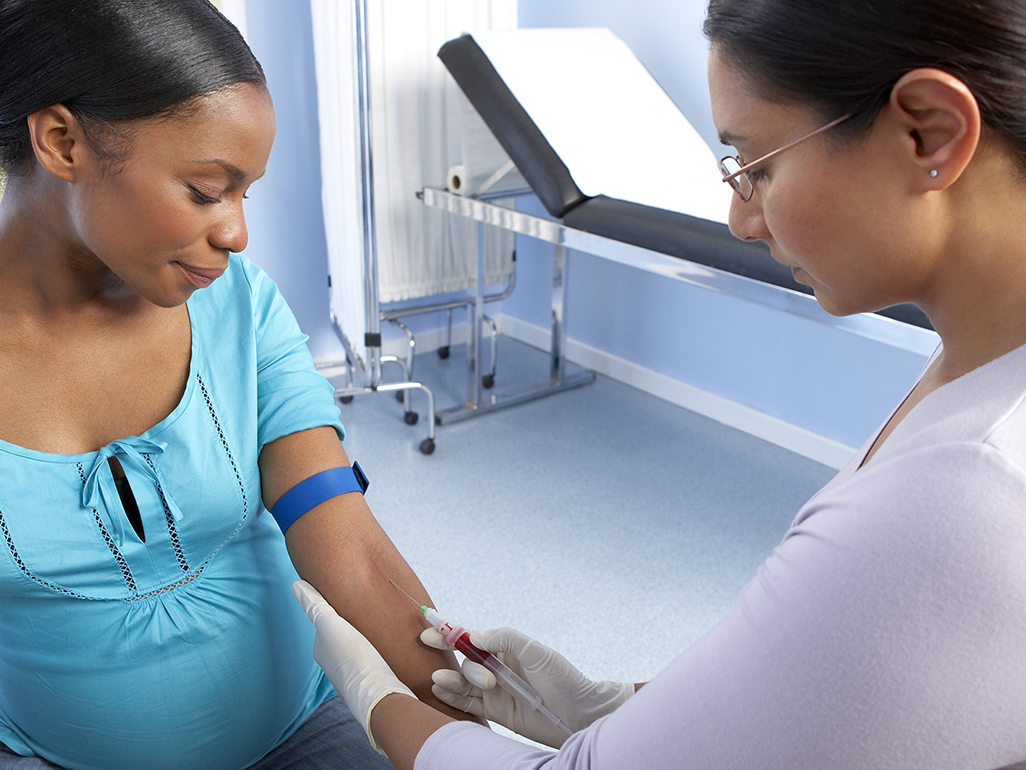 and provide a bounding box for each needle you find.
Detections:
[389,578,427,611]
